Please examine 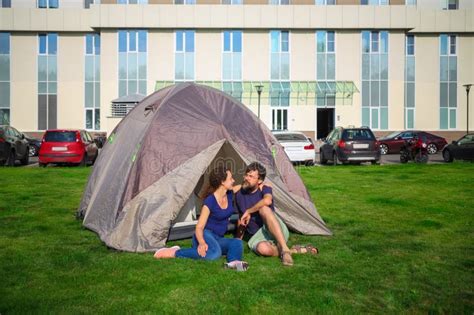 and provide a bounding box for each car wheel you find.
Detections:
[29,145,38,157]
[20,150,29,166]
[427,143,437,154]
[400,152,409,164]
[332,152,340,166]
[5,150,15,167]
[319,151,327,165]
[442,149,453,163]
[379,144,389,155]
[415,152,428,164]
